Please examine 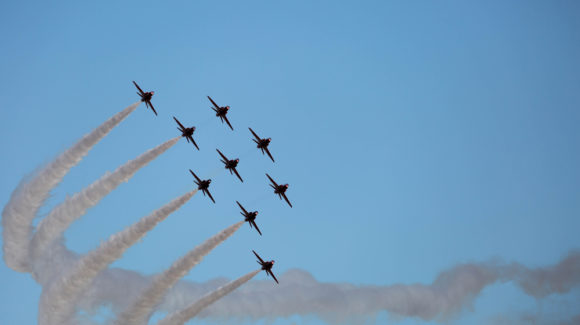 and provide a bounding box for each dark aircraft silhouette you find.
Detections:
[216,149,243,182]
[266,173,292,208]
[133,81,157,116]
[249,127,274,162]
[252,250,278,284]
[189,169,214,203]
[207,96,233,130]
[174,117,199,150]
[237,201,261,236]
